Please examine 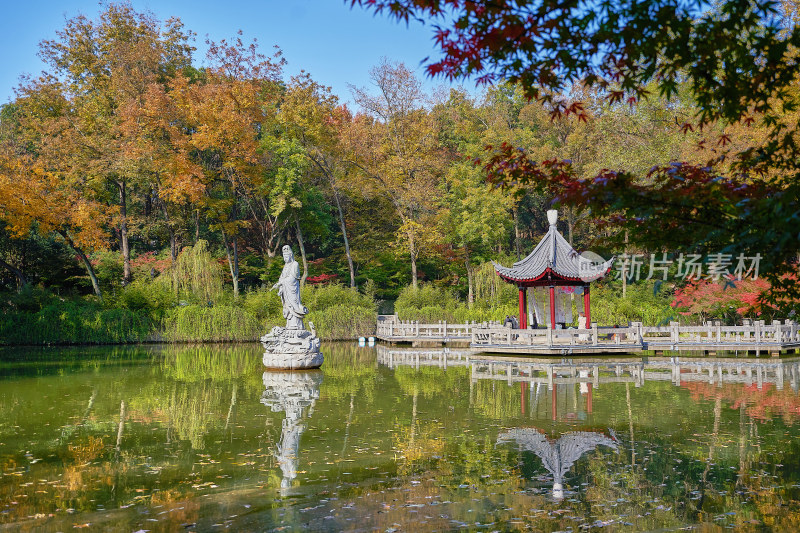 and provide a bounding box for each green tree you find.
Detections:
[356,0,800,311]
[344,59,444,288]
